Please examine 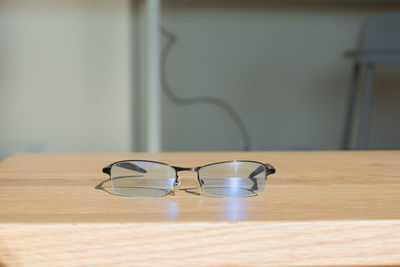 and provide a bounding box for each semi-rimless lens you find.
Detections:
[111,161,176,197]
